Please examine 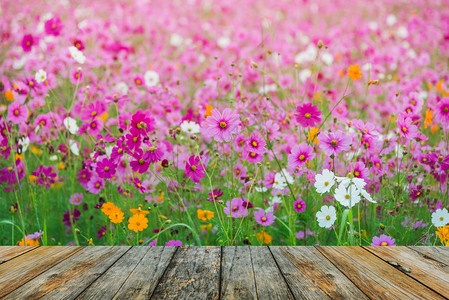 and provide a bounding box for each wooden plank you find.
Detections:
[76,247,150,299]
[364,246,449,298]
[110,247,178,300]
[0,246,84,298]
[221,246,257,299]
[409,246,449,265]
[0,246,37,264]
[270,246,367,299]
[150,246,221,300]
[317,246,444,300]
[4,246,130,300]
[251,247,294,299]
